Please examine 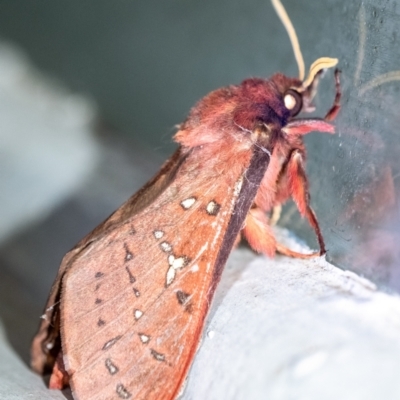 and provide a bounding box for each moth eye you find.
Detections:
[283,89,302,116]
